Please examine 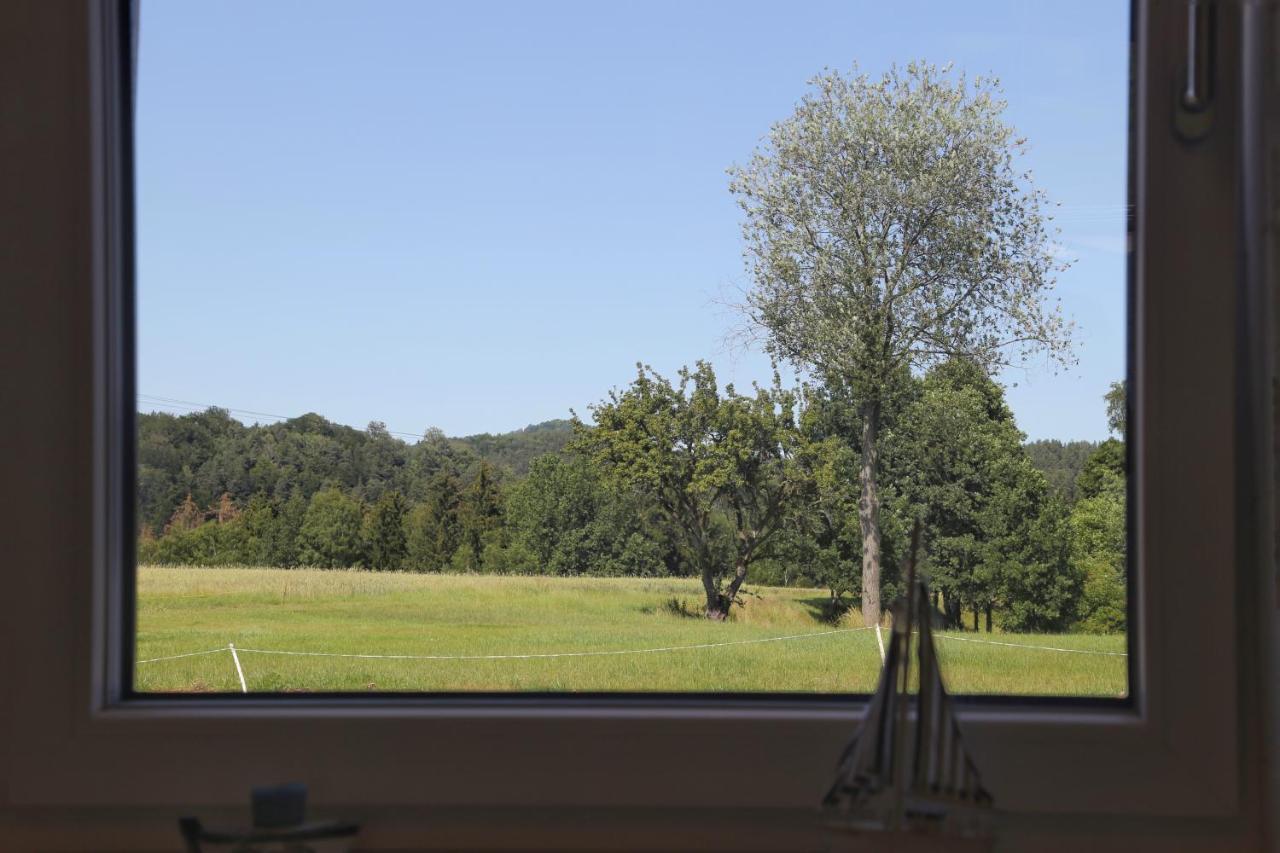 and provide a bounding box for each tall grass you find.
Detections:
[136,566,1126,696]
